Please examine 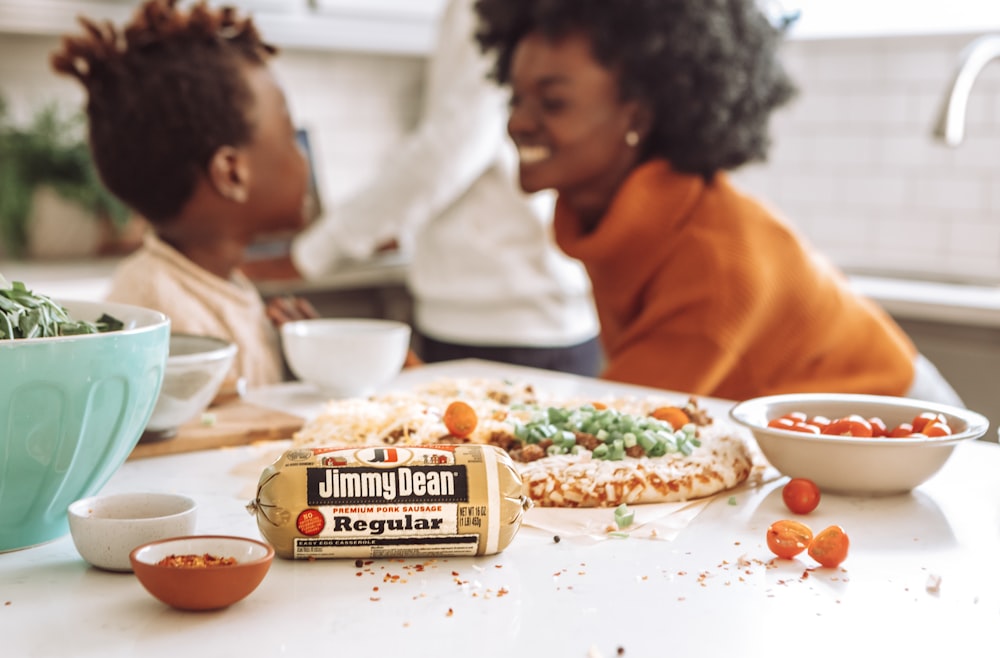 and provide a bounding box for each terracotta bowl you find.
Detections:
[129,535,274,611]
